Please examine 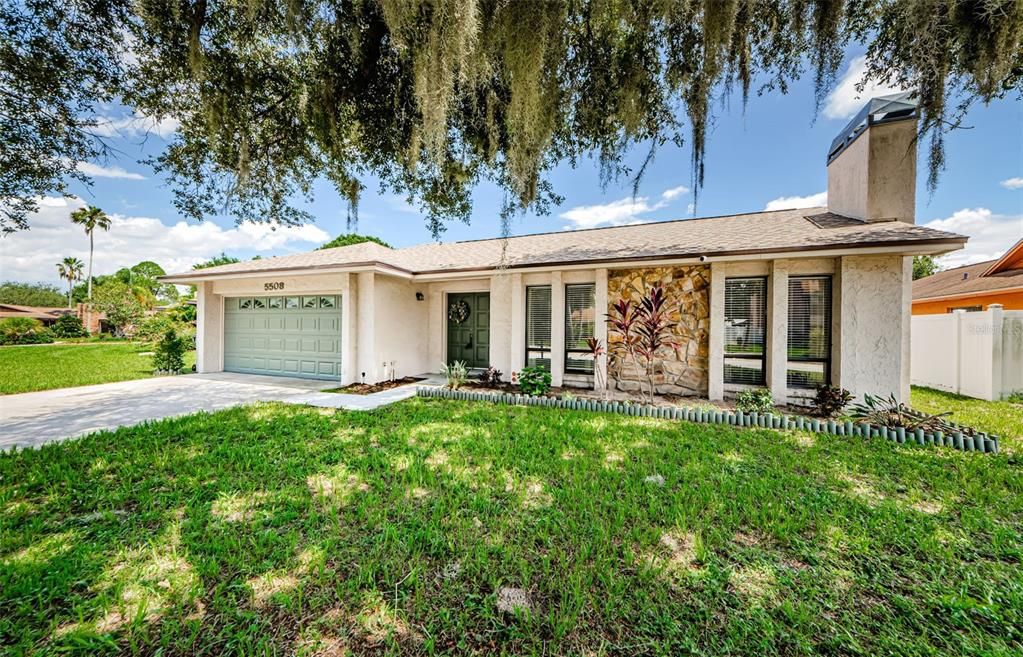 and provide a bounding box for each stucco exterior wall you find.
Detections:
[373,274,430,380]
[837,254,912,402]
[606,266,710,396]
